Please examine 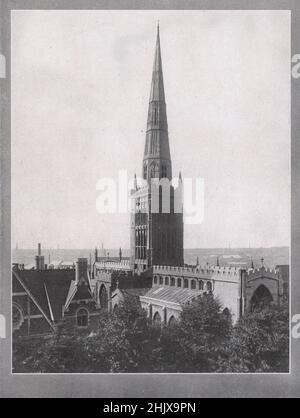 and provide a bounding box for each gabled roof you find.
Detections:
[13,269,55,329]
[13,268,75,324]
[63,277,96,313]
